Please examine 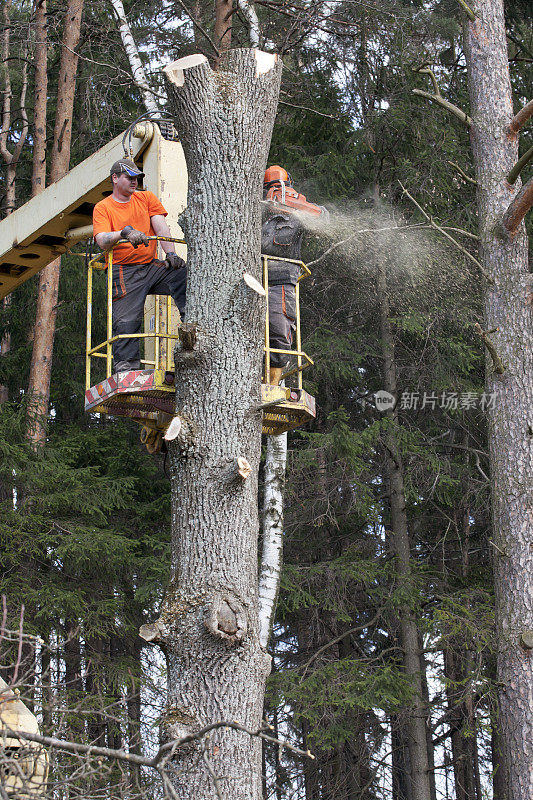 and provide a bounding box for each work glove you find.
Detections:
[165,252,186,270]
[120,226,149,248]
